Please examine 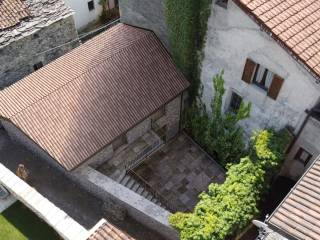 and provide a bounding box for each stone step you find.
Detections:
[131,182,140,192]
[120,175,130,186]
[116,171,126,183]
[126,178,135,189]
[136,186,144,194]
